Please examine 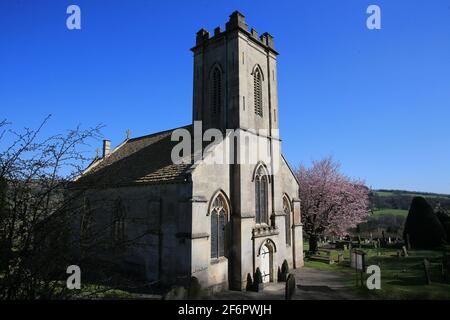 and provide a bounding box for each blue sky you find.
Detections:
[1,0,450,193]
